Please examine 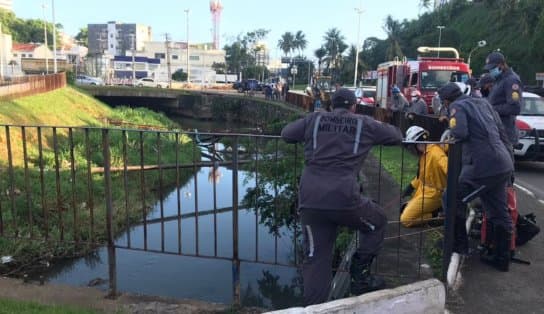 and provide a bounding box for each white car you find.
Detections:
[514,92,544,161]
[136,77,169,88]
[75,75,104,86]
